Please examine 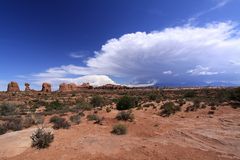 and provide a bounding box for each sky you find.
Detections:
[0,0,240,90]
